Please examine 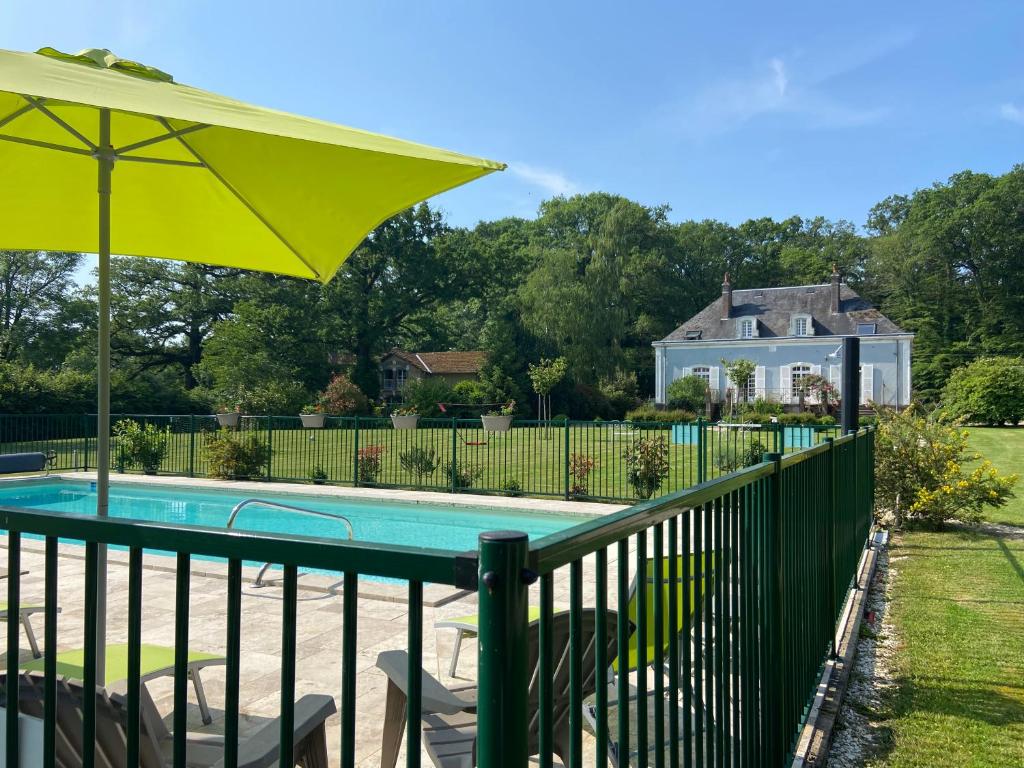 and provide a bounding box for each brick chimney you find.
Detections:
[830,264,841,314]
[721,272,732,319]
